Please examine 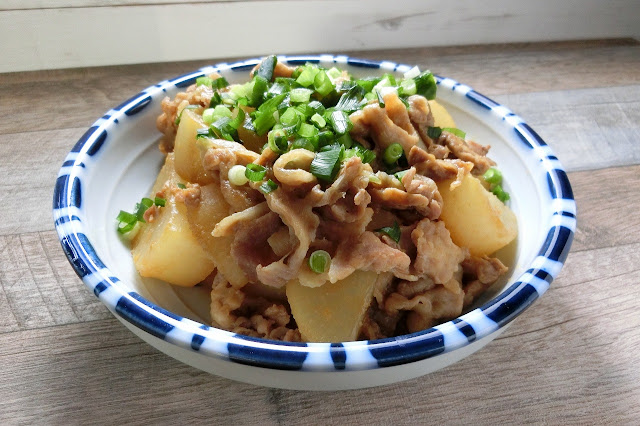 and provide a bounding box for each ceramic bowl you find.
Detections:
[53,55,576,390]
